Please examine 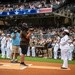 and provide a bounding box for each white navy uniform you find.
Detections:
[6,37,12,58]
[19,47,22,56]
[56,36,60,58]
[27,46,30,56]
[10,38,12,52]
[54,42,59,59]
[68,40,74,61]
[60,34,69,68]
[31,46,36,57]
[1,34,7,58]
